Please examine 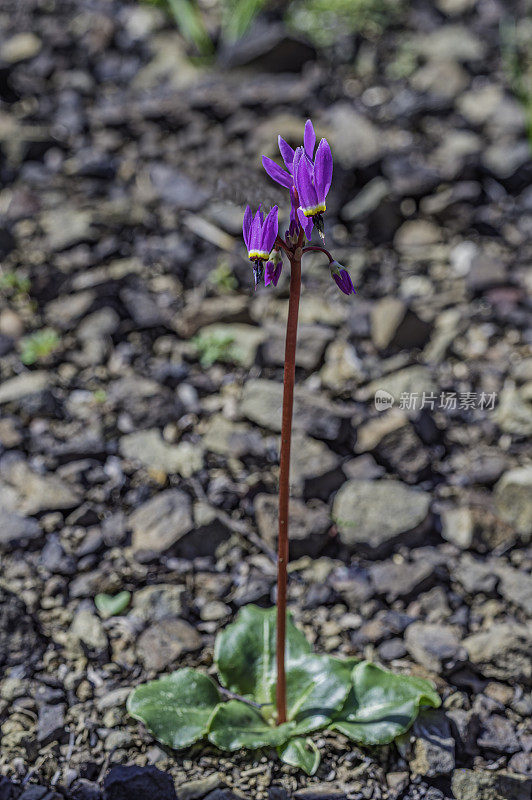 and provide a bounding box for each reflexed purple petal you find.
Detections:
[249,208,262,251]
[295,155,318,210]
[264,259,282,287]
[243,205,252,249]
[289,187,298,224]
[292,146,304,185]
[314,138,333,204]
[297,207,313,239]
[278,136,295,172]
[260,205,278,253]
[262,156,292,188]
[333,269,356,295]
[304,119,316,159]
